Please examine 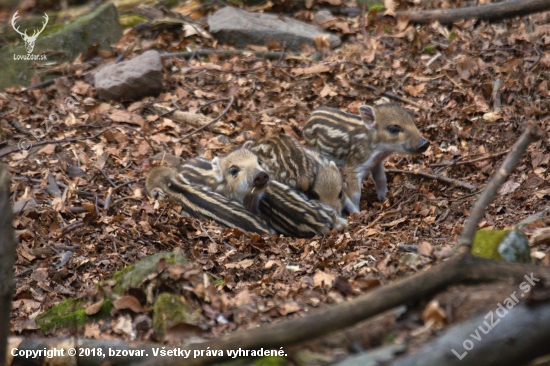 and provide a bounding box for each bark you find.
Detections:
[0,165,16,366]
[392,0,550,24]
[392,303,550,366]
